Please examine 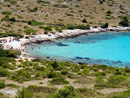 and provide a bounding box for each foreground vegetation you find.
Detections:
[0,48,130,98]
